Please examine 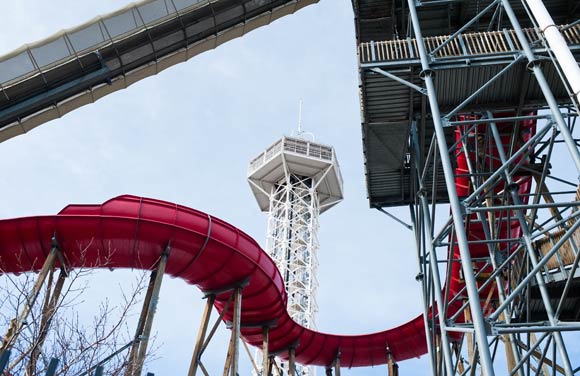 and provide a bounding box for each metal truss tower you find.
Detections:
[248,136,343,375]
[354,0,580,374]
